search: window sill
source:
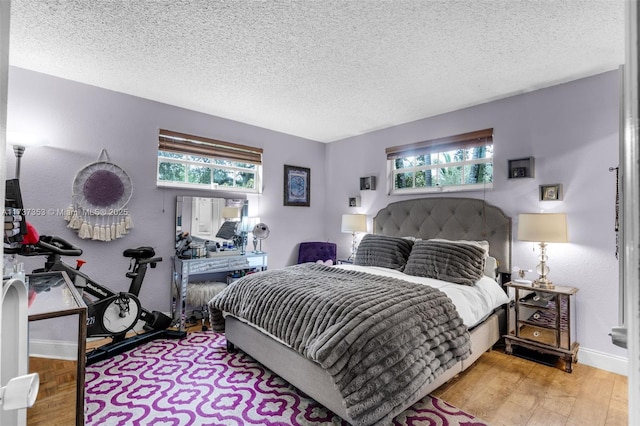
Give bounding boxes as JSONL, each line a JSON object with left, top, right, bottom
{"left": 390, "top": 183, "right": 493, "bottom": 196}
{"left": 156, "top": 181, "right": 261, "bottom": 194}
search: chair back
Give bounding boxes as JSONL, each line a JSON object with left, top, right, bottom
{"left": 297, "top": 242, "right": 337, "bottom": 264}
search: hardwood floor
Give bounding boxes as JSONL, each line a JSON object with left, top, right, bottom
{"left": 431, "top": 347, "right": 628, "bottom": 426}
{"left": 28, "top": 331, "right": 628, "bottom": 425}
{"left": 28, "top": 357, "right": 77, "bottom": 426}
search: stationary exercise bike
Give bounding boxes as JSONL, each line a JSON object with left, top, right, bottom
{"left": 19, "top": 235, "right": 185, "bottom": 365}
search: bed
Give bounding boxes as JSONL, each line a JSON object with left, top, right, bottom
{"left": 209, "top": 197, "right": 511, "bottom": 426}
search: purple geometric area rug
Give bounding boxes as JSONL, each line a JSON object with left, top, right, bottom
{"left": 85, "top": 332, "right": 488, "bottom": 426}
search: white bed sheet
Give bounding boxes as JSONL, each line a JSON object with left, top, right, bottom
{"left": 334, "top": 264, "right": 509, "bottom": 328}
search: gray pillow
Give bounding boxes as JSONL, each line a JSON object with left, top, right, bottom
{"left": 216, "top": 221, "right": 238, "bottom": 240}
{"left": 354, "top": 234, "right": 414, "bottom": 271}
{"left": 404, "top": 240, "right": 486, "bottom": 286}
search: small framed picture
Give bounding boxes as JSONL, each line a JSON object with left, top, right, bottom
{"left": 540, "top": 184, "right": 562, "bottom": 201}
{"left": 284, "top": 165, "right": 310, "bottom": 207}
{"left": 348, "top": 196, "right": 361, "bottom": 207}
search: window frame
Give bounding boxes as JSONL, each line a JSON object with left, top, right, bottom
{"left": 386, "top": 128, "right": 493, "bottom": 195}
{"left": 156, "top": 129, "right": 263, "bottom": 193}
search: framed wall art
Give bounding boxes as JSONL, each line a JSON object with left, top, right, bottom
{"left": 284, "top": 164, "right": 310, "bottom": 207}
{"left": 540, "top": 184, "right": 563, "bottom": 201}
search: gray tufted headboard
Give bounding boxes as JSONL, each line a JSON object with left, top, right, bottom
{"left": 373, "top": 197, "right": 512, "bottom": 273}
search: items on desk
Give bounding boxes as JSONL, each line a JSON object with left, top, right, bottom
{"left": 175, "top": 231, "right": 193, "bottom": 258}
{"left": 176, "top": 230, "right": 240, "bottom": 259}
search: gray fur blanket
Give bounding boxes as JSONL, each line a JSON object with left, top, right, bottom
{"left": 209, "top": 263, "right": 471, "bottom": 426}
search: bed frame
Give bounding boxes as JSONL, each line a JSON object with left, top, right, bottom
{"left": 225, "top": 197, "right": 512, "bottom": 424}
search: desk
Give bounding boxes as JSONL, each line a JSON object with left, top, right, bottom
{"left": 172, "top": 252, "right": 267, "bottom": 331}
{"left": 28, "top": 271, "right": 87, "bottom": 426}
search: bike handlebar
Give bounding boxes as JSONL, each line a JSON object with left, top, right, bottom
{"left": 36, "top": 235, "right": 84, "bottom": 257}
{"left": 19, "top": 235, "right": 162, "bottom": 264}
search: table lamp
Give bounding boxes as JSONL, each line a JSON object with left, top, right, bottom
{"left": 341, "top": 214, "right": 367, "bottom": 261}
{"left": 517, "top": 213, "right": 568, "bottom": 289}
{"left": 222, "top": 206, "right": 241, "bottom": 220}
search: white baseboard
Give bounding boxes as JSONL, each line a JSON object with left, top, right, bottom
{"left": 29, "top": 339, "right": 78, "bottom": 361}
{"left": 579, "top": 346, "right": 628, "bottom": 376}
{"left": 31, "top": 330, "right": 629, "bottom": 377}
{"left": 28, "top": 316, "right": 170, "bottom": 361}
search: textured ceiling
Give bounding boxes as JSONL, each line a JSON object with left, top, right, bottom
{"left": 9, "top": 0, "right": 625, "bottom": 142}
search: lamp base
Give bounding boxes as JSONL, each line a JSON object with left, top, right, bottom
{"left": 349, "top": 232, "right": 358, "bottom": 262}
{"left": 532, "top": 277, "right": 555, "bottom": 289}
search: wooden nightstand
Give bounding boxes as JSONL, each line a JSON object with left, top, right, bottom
{"left": 504, "top": 281, "right": 579, "bottom": 372}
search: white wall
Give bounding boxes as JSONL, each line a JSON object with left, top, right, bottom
{"left": 325, "top": 70, "right": 625, "bottom": 371}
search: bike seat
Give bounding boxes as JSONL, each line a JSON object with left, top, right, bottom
{"left": 123, "top": 246, "right": 155, "bottom": 259}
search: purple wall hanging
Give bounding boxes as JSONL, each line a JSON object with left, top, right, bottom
{"left": 66, "top": 149, "right": 134, "bottom": 241}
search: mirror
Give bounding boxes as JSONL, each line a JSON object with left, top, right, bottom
{"left": 175, "top": 195, "right": 246, "bottom": 243}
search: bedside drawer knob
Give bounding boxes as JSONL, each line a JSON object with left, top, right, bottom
{"left": 533, "top": 331, "right": 541, "bottom": 337}
{"left": 533, "top": 313, "right": 541, "bottom": 320}
{"left": 533, "top": 296, "right": 541, "bottom": 301}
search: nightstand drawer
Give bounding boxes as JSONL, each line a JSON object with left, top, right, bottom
{"left": 518, "top": 324, "right": 557, "bottom": 346}
{"left": 518, "top": 291, "right": 556, "bottom": 309}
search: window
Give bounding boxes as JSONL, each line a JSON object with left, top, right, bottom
{"left": 386, "top": 128, "right": 493, "bottom": 195}
{"left": 157, "top": 129, "right": 263, "bottom": 193}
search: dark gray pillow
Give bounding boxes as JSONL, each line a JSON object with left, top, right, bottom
{"left": 216, "top": 221, "right": 238, "bottom": 240}
{"left": 354, "top": 234, "right": 414, "bottom": 271}
{"left": 404, "top": 240, "right": 486, "bottom": 286}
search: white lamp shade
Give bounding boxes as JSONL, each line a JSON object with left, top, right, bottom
{"left": 518, "top": 213, "right": 568, "bottom": 243}
{"left": 341, "top": 214, "right": 367, "bottom": 233}
{"left": 222, "top": 206, "right": 241, "bottom": 219}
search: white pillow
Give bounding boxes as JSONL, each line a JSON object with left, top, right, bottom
{"left": 484, "top": 256, "right": 498, "bottom": 279}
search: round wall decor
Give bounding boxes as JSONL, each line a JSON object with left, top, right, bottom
{"left": 65, "top": 149, "right": 134, "bottom": 241}
{"left": 73, "top": 161, "right": 132, "bottom": 212}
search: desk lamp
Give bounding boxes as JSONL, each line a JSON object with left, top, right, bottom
{"left": 222, "top": 207, "right": 241, "bottom": 221}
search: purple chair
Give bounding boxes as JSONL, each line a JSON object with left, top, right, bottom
{"left": 297, "top": 242, "right": 337, "bottom": 264}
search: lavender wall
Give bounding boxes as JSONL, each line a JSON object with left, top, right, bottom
{"left": 6, "top": 67, "right": 327, "bottom": 320}
{"left": 326, "top": 70, "right": 625, "bottom": 369}
{"left": 8, "top": 66, "right": 625, "bottom": 370}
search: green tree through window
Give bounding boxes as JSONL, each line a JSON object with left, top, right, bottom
{"left": 387, "top": 129, "right": 493, "bottom": 194}
{"left": 157, "top": 129, "right": 262, "bottom": 193}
